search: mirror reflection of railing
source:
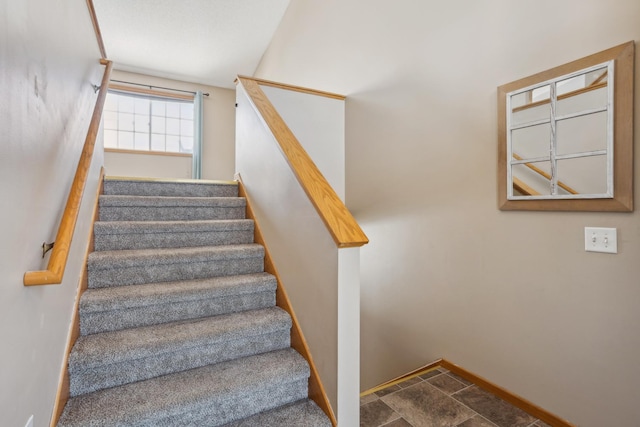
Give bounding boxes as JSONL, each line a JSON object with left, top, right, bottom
{"left": 497, "top": 41, "right": 634, "bottom": 212}
{"left": 507, "top": 61, "right": 613, "bottom": 199}
{"left": 512, "top": 153, "right": 577, "bottom": 196}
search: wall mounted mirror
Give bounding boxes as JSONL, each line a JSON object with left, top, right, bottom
{"left": 498, "top": 41, "right": 634, "bottom": 211}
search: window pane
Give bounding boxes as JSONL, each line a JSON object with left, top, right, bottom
{"left": 151, "top": 133, "right": 165, "bottom": 151}
{"left": 104, "top": 94, "right": 118, "bottom": 112}
{"left": 152, "top": 100, "right": 166, "bottom": 116}
{"left": 103, "top": 111, "right": 118, "bottom": 130}
{"left": 181, "top": 137, "right": 194, "bottom": 153}
{"left": 119, "top": 112, "right": 134, "bottom": 132}
{"left": 104, "top": 91, "right": 196, "bottom": 155}
{"left": 118, "top": 131, "right": 134, "bottom": 149}
{"left": 181, "top": 119, "right": 194, "bottom": 137}
{"left": 166, "top": 118, "right": 180, "bottom": 135}
{"left": 151, "top": 116, "right": 166, "bottom": 134}
{"left": 166, "top": 135, "right": 180, "bottom": 152}
{"left": 134, "top": 132, "right": 149, "bottom": 150}
{"left": 180, "top": 103, "right": 194, "bottom": 119}
{"left": 134, "top": 97, "right": 150, "bottom": 114}
{"left": 166, "top": 102, "right": 180, "bottom": 118}
{"left": 134, "top": 114, "right": 149, "bottom": 133}
{"left": 104, "top": 130, "right": 118, "bottom": 148}
{"left": 118, "top": 95, "right": 134, "bottom": 113}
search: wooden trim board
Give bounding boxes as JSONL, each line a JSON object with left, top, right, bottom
{"left": 86, "top": 0, "right": 107, "bottom": 59}
{"left": 439, "top": 360, "right": 576, "bottom": 427}
{"left": 237, "top": 179, "right": 337, "bottom": 426}
{"left": 49, "top": 168, "right": 104, "bottom": 427}
{"left": 236, "top": 75, "right": 345, "bottom": 100}
{"left": 108, "top": 83, "right": 194, "bottom": 101}
{"left": 105, "top": 147, "right": 193, "bottom": 158}
{"left": 360, "top": 360, "right": 443, "bottom": 396}
{"left": 360, "top": 358, "right": 575, "bottom": 427}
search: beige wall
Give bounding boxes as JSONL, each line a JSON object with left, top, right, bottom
{"left": 254, "top": 1, "right": 640, "bottom": 426}
{"left": 107, "top": 70, "right": 236, "bottom": 181}
{"left": 0, "top": 1, "right": 104, "bottom": 426}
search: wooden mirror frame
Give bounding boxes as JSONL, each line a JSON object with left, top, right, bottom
{"left": 498, "top": 41, "right": 634, "bottom": 211}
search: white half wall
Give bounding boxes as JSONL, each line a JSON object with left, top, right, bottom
{"left": 236, "top": 83, "right": 341, "bottom": 413}
{"left": 104, "top": 151, "right": 192, "bottom": 179}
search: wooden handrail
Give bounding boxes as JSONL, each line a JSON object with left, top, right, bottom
{"left": 236, "top": 75, "right": 346, "bottom": 100}
{"left": 86, "top": 0, "right": 107, "bottom": 59}
{"left": 236, "top": 76, "right": 368, "bottom": 248}
{"left": 513, "top": 177, "right": 540, "bottom": 196}
{"left": 512, "top": 153, "right": 578, "bottom": 195}
{"left": 24, "top": 59, "right": 113, "bottom": 286}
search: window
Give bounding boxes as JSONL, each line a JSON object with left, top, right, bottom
{"left": 103, "top": 90, "right": 194, "bottom": 154}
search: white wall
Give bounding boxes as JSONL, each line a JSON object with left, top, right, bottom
{"left": 106, "top": 70, "right": 237, "bottom": 180}
{"left": 236, "top": 83, "right": 341, "bottom": 413}
{"left": 254, "top": 1, "right": 640, "bottom": 426}
{"left": 261, "top": 85, "right": 346, "bottom": 199}
{"left": 0, "top": 1, "right": 104, "bottom": 426}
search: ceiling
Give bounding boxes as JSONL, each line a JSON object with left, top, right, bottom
{"left": 93, "top": 0, "right": 291, "bottom": 89}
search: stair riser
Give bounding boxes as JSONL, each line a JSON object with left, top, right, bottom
{"left": 94, "top": 230, "right": 254, "bottom": 251}
{"left": 155, "top": 379, "right": 310, "bottom": 427}
{"left": 69, "top": 331, "right": 291, "bottom": 396}
{"left": 104, "top": 181, "right": 238, "bottom": 198}
{"left": 99, "top": 206, "right": 246, "bottom": 222}
{"left": 88, "top": 258, "right": 265, "bottom": 288}
{"left": 58, "top": 349, "right": 311, "bottom": 427}
{"left": 80, "top": 291, "right": 276, "bottom": 335}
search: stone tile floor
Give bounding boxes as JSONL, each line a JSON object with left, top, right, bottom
{"left": 360, "top": 368, "right": 552, "bottom": 427}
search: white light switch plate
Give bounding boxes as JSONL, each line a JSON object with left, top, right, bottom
{"left": 585, "top": 227, "right": 617, "bottom": 254}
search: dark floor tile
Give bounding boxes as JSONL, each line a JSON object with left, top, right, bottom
{"left": 361, "top": 393, "right": 379, "bottom": 405}
{"left": 375, "top": 384, "right": 403, "bottom": 398}
{"left": 428, "top": 374, "right": 468, "bottom": 395}
{"left": 360, "top": 400, "right": 401, "bottom": 427}
{"left": 452, "top": 386, "right": 536, "bottom": 427}
{"left": 398, "top": 376, "right": 423, "bottom": 388}
{"left": 381, "top": 418, "right": 413, "bottom": 427}
{"left": 457, "top": 414, "right": 499, "bottom": 427}
{"left": 419, "top": 368, "right": 444, "bottom": 380}
{"left": 381, "top": 382, "right": 476, "bottom": 427}
{"left": 446, "top": 372, "right": 474, "bottom": 387}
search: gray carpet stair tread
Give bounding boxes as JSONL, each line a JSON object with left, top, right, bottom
{"left": 58, "top": 348, "right": 310, "bottom": 427}
{"left": 80, "top": 272, "right": 277, "bottom": 313}
{"left": 93, "top": 219, "right": 255, "bottom": 250}
{"left": 104, "top": 178, "right": 238, "bottom": 197}
{"left": 100, "top": 195, "right": 246, "bottom": 207}
{"left": 70, "top": 307, "right": 291, "bottom": 369}
{"left": 88, "top": 244, "right": 264, "bottom": 270}
{"left": 222, "top": 399, "right": 331, "bottom": 427}
{"left": 69, "top": 308, "right": 292, "bottom": 396}
{"left": 94, "top": 219, "right": 254, "bottom": 235}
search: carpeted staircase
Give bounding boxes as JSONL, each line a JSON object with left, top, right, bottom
{"left": 57, "top": 177, "right": 332, "bottom": 427}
